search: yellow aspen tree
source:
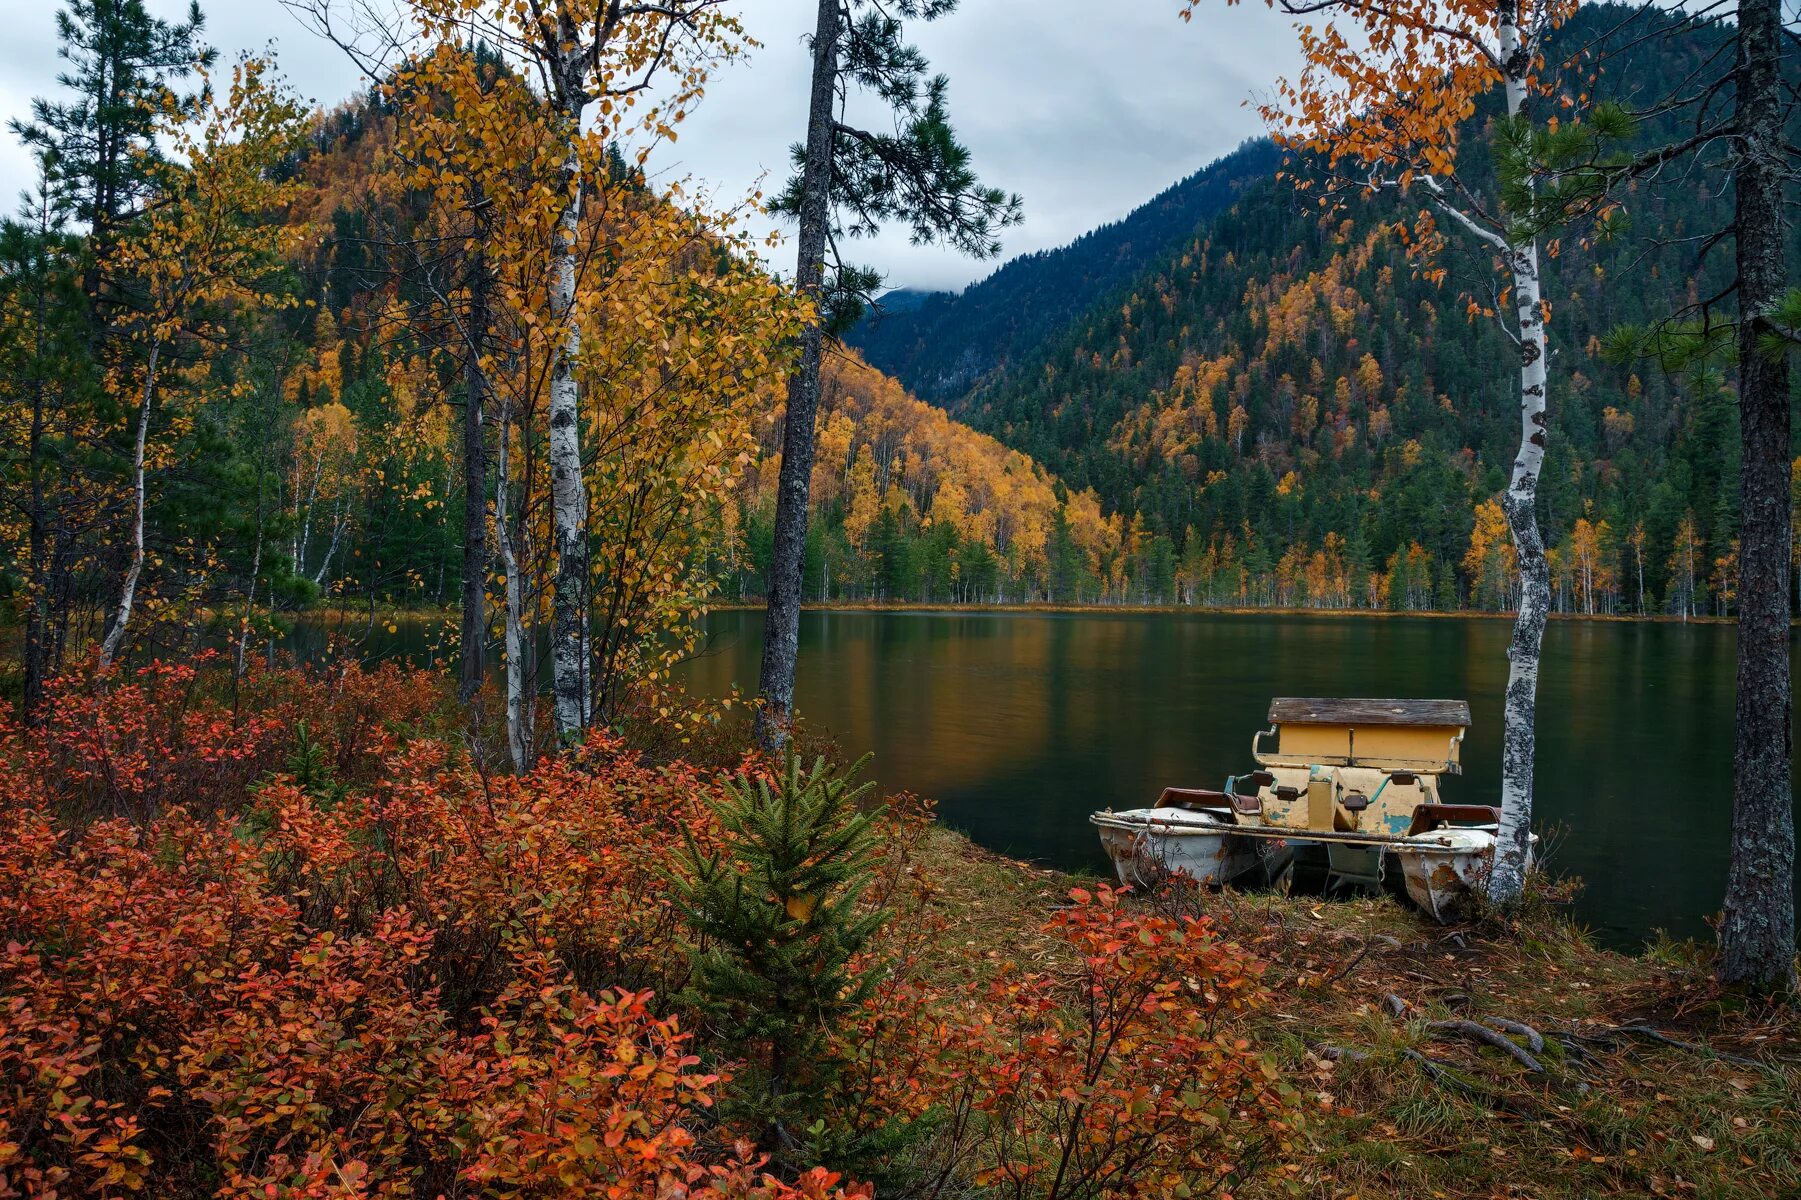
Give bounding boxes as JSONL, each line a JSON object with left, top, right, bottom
{"left": 98, "top": 58, "right": 304, "bottom": 669}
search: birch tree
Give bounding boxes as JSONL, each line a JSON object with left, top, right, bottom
{"left": 295, "top": 0, "right": 751, "bottom": 752}
{"left": 756, "top": 0, "right": 1021, "bottom": 749}
{"left": 473, "top": 0, "right": 742, "bottom": 744}
{"left": 97, "top": 58, "right": 303, "bottom": 669}
{"left": 1187, "top": 0, "right": 1579, "bottom": 901}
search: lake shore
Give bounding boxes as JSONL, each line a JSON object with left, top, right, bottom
{"left": 706, "top": 599, "right": 1741, "bottom": 624}
{"left": 918, "top": 823, "right": 1800, "bottom": 1198}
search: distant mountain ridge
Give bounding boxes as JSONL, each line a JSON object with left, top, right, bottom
{"left": 846, "top": 138, "right": 1281, "bottom": 404}
{"left": 841, "top": 4, "right": 1787, "bottom": 616}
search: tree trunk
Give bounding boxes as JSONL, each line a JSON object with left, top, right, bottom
{"left": 23, "top": 241, "right": 51, "bottom": 720}
{"left": 1719, "top": 0, "right": 1797, "bottom": 992}
{"left": 459, "top": 239, "right": 490, "bottom": 704}
{"left": 756, "top": 0, "right": 843, "bottom": 751}
{"left": 99, "top": 341, "right": 160, "bottom": 671}
{"left": 548, "top": 140, "right": 591, "bottom": 743}
{"left": 495, "top": 400, "right": 530, "bottom": 773}
{"left": 237, "top": 474, "right": 265, "bottom": 679}
{"left": 1492, "top": 236, "right": 1550, "bottom": 903}
{"left": 1489, "top": 1, "right": 1548, "bottom": 904}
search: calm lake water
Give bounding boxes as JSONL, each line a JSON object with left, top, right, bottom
{"left": 671, "top": 608, "right": 1801, "bottom": 950}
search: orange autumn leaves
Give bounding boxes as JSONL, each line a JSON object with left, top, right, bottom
{"left": 0, "top": 657, "right": 856, "bottom": 1199}
{"left": 0, "top": 657, "right": 1298, "bottom": 1197}
{"left": 1191, "top": 0, "right": 1578, "bottom": 187}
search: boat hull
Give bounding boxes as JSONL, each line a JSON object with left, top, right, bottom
{"left": 1393, "top": 827, "right": 1535, "bottom": 921}
{"left": 1091, "top": 808, "right": 1291, "bottom": 889}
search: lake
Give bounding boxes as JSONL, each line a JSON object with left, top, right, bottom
{"left": 672, "top": 608, "right": 1801, "bottom": 950}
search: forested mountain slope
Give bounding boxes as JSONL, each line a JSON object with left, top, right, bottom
{"left": 925, "top": 3, "right": 1778, "bottom": 614}
{"left": 844, "top": 139, "right": 1280, "bottom": 404}
{"left": 722, "top": 349, "right": 1124, "bottom": 604}
{"left": 214, "top": 94, "right": 1113, "bottom": 611}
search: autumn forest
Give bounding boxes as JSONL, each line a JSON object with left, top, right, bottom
{"left": 1, "top": 0, "right": 1798, "bottom": 1196}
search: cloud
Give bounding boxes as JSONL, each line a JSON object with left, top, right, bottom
{"left": 0, "top": 0, "right": 1302, "bottom": 292}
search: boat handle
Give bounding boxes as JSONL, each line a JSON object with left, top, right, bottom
{"left": 1251, "top": 724, "right": 1277, "bottom": 764}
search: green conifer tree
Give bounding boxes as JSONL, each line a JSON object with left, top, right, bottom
{"left": 676, "top": 752, "right": 887, "bottom": 1156}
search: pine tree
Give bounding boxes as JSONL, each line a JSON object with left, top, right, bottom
{"left": 10, "top": 0, "right": 213, "bottom": 310}
{"left": 756, "top": 0, "right": 1020, "bottom": 748}
{"left": 676, "top": 752, "right": 887, "bottom": 1155}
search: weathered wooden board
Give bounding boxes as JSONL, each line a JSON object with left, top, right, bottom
{"left": 1268, "top": 698, "right": 1471, "bottom": 728}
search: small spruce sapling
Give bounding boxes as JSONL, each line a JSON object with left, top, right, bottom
{"left": 676, "top": 752, "right": 886, "bottom": 1156}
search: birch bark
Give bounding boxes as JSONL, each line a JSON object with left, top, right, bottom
{"left": 99, "top": 341, "right": 161, "bottom": 671}
{"left": 1488, "top": 0, "right": 1550, "bottom": 903}
{"left": 460, "top": 234, "right": 490, "bottom": 703}
{"left": 495, "top": 399, "right": 530, "bottom": 772}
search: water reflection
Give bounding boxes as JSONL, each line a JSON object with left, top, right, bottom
{"left": 675, "top": 609, "right": 1798, "bottom": 950}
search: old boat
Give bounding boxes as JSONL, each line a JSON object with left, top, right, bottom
{"left": 1091, "top": 698, "right": 1522, "bottom": 920}
{"left": 1090, "top": 785, "right": 1291, "bottom": 889}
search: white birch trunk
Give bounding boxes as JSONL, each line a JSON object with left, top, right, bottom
{"left": 547, "top": 142, "right": 591, "bottom": 742}
{"left": 237, "top": 484, "right": 264, "bottom": 679}
{"left": 99, "top": 342, "right": 161, "bottom": 671}
{"left": 1488, "top": 1, "right": 1549, "bottom": 903}
{"left": 312, "top": 495, "right": 349, "bottom": 587}
{"left": 495, "top": 402, "right": 530, "bottom": 772}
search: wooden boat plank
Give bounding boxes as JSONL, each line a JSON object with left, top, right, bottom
{"left": 1268, "top": 697, "right": 1471, "bottom": 727}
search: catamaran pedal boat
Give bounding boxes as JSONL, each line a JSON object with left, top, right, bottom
{"left": 1091, "top": 698, "right": 1524, "bottom": 921}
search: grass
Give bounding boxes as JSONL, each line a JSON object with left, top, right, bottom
{"left": 909, "top": 828, "right": 1801, "bottom": 1199}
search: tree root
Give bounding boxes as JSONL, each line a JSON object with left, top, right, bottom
{"left": 1571, "top": 1024, "right": 1764, "bottom": 1069}
{"left": 1486, "top": 1016, "right": 1546, "bottom": 1055}
{"left": 1427, "top": 1019, "right": 1546, "bottom": 1072}
{"left": 1402, "top": 1049, "right": 1534, "bottom": 1113}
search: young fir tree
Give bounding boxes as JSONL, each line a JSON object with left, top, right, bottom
{"left": 676, "top": 752, "right": 886, "bottom": 1156}
{"left": 756, "top": 0, "right": 1021, "bottom": 748}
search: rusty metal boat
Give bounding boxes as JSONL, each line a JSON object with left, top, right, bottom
{"left": 1091, "top": 698, "right": 1523, "bottom": 921}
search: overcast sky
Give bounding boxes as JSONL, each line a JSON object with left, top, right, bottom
{"left": 0, "top": 0, "right": 1302, "bottom": 292}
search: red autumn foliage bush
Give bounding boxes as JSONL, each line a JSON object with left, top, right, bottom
{"left": 963, "top": 886, "right": 1295, "bottom": 1198}
{"left": 0, "top": 659, "right": 1288, "bottom": 1199}
{"left": 824, "top": 887, "right": 1296, "bottom": 1199}
{"left": 0, "top": 659, "right": 857, "bottom": 1200}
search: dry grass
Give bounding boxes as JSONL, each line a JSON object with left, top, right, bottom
{"left": 912, "top": 830, "right": 1801, "bottom": 1199}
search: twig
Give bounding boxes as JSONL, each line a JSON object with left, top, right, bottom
{"left": 1325, "top": 934, "right": 1402, "bottom": 984}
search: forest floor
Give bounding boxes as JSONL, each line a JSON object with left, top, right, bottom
{"left": 910, "top": 825, "right": 1801, "bottom": 1200}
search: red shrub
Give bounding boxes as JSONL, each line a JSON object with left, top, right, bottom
{"left": 828, "top": 887, "right": 1298, "bottom": 1200}
{"left": 0, "top": 660, "right": 859, "bottom": 1199}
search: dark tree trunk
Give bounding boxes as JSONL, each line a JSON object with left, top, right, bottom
{"left": 22, "top": 267, "right": 50, "bottom": 722}
{"left": 1720, "top": 0, "right": 1798, "bottom": 992}
{"left": 756, "top": 0, "right": 843, "bottom": 751}
{"left": 459, "top": 238, "right": 490, "bottom": 704}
